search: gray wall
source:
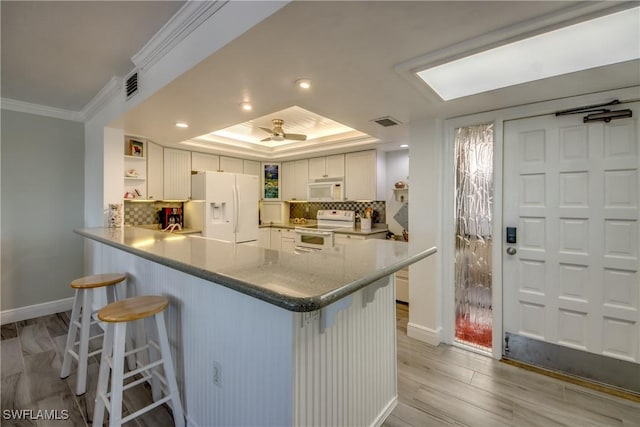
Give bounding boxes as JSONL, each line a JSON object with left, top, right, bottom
{"left": 1, "top": 109, "right": 84, "bottom": 311}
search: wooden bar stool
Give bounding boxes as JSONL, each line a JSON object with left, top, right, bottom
{"left": 93, "top": 295, "right": 185, "bottom": 427}
{"left": 60, "top": 273, "right": 127, "bottom": 395}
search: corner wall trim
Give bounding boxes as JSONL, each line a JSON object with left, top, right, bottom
{"left": 0, "top": 98, "right": 82, "bottom": 122}
{"left": 1, "top": 297, "right": 75, "bottom": 324}
{"left": 407, "top": 322, "right": 442, "bottom": 346}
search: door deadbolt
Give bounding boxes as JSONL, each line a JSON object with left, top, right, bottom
{"left": 506, "top": 247, "right": 517, "bottom": 255}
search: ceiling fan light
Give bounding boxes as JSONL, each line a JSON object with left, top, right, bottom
{"left": 295, "top": 79, "right": 312, "bottom": 90}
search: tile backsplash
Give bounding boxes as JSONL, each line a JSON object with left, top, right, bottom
{"left": 124, "top": 201, "right": 183, "bottom": 226}
{"left": 290, "top": 201, "right": 386, "bottom": 223}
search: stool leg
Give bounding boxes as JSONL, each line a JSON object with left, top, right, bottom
{"left": 105, "top": 286, "right": 136, "bottom": 371}
{"left": 60, "top": 289, "right": 82, "bottom": 379}
{"left": 108, "top": 322, "right": 127, "bottom": 427}
{"left": 76, "top": 288, "right": 92, "bottom": 395}
{"left": 144, "top": 316, "right": 161, "bottom": 402}
{"left": 93, "top": 321, "right": 114, "bottom": 427}
{"left": 155, "top": 312, "right": 185, "bottom": 427}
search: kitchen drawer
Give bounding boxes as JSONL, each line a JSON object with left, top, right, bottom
{"left": 335, "top": 234, "right": 366, "bottom": 244}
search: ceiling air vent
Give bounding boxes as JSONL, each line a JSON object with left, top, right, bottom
{"left": 125, "top": 71, "right": 139, "bottom": 99}
{"left": 372, "top": 116, "right": 401, "bottom": 127}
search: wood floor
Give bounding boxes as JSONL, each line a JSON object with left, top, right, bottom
{"left": 1, "top": 304, "right": 639, "bottom": 426}
{"left": 384, "top": 303, "right": 640, "bottom": 427}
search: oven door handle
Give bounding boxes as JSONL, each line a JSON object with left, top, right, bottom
{"left": 294, "top": 229, "right": 332, "bottom": 236}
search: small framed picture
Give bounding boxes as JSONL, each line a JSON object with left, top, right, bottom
{"left": 129, "top": 139, "right": 144, "bottom": 157}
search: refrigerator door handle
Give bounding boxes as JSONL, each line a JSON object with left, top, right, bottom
{"left": 233, "top": 184, "right": 239, "bottom": 234}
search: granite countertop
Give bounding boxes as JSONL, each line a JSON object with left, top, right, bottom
{"left": 75, "top": 227, "right": 436, "bottom": 312}
{"left": 260, "top": 221, "right": 389, "bottom": 236}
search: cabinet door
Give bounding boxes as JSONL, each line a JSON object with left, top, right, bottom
{"left": 281, "top": 237, "right": 295, "bottom": 253}
{"left": 191, "top": 152, "right": 219, "bottom": 172}
{"left": 325, "top": 154, "right": 345, "bottom": 178}
{"left": 270, "top": 228, "right": 283, "bottom": 251}
{"left": 164, "top": 149, "right": 191, "bottom": 200}
{"left": 308, "top": 157, "right": 326, "bottom": 180}
{"left": 243, "top": 160, "right": 260, "bottom": 176}
{"left": 219, "top": 156, "right": 243, "bottom": 174}
{"left": 281, "top": 161, "right": 295, "bottom": 201}
{"left": 258, "top": 228, "right": 271, "bottom": 249}
{"left": 147, "top": 142, "right": 163, "bottom": 200}
{"left": 292, "top": 159, "right": 308, "bottom": 200}
{"left": 345, "top": 150, "right": 376, "bottom": 200}
{"left": 282, "top": 160, "right": 308, "bottom": 200}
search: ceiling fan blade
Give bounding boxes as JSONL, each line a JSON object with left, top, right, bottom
{"left": 260, "top": 136, "right": 273, "bottom": 142}
{"left": 258, "top": 126, "right": 273, "bottom": 134}
{"left": 283, "top": 133, "right": 307, "bottom": 141}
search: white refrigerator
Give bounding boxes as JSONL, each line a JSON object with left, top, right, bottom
{"left": 186, "top": 171, "right": 259, "bottom": 243}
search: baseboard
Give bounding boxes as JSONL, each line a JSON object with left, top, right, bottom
{"left": 372, "top": 396, "right": 398, "bottom": 427}
{"left": 0, "top": 297, "right": 74, "bottom": 324}
{"left": 407, "top": 322, "right": 442, "bottom": 346}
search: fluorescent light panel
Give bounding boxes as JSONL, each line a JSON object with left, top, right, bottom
{"left": 417, "top": 7, "right": 640, "bottom": 100}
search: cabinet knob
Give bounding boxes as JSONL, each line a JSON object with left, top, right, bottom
{"left": 347, "top": 235, "right": 351, "bottom": 238}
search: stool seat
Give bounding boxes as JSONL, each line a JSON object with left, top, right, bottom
{"left": 71, "top": 273, "right": 126, "bottom": 289}
{"left": 61, "top": 272, "right": 129, "bottom": 396}
{"left": 98, "top": 296, "right": 169, "bottom": 323}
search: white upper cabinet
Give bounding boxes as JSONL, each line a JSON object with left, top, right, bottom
{"left": 164, "top": 148, "right": 191, "bottom": 200}
{"left": 308, "top": 154, "right": 344, "bottom": 180}
{"left": 219, "top": 156, "right": 244, "bottom": 174}
{"left": 243, "top": 160, "right": 260, "bottom": 176}
{"left": 345, "top": 150, "right": 376, "bottom": 200}
{"left": 191, "top": 152, "right": 219, "bottom": 173}
{"left": 282, "top": 159, "right": 309, "bottom": 201}
{"left": 147, "top": 141, "right": 163, "bottom": 200}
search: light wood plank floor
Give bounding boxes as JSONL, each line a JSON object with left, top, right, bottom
{"left": 1, "top": 305, "right": 639, "bottom": 426}
{"left": 385, "top": 303, "right": 640, "bottom": 427}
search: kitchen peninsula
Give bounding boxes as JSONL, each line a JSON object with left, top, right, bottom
{"left": 76, "top": 227, "right": 436, "bottom": 427}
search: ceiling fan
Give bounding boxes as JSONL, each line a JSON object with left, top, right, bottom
{"left": 259, "top": 119, "right": 307, "bottom": 142}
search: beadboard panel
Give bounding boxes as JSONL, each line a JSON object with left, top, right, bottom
{"left": 294, "top": 276, "right": 398, "bottom": 426}
{"left": 94, "top": 243, "right": 295, "bottom": 427}
{"left": 87, "top": 240, "right": 398, "bottom": 426}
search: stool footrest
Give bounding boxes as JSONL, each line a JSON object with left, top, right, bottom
{"left": 121, "top": 396, "right": 172, "bottom": 424}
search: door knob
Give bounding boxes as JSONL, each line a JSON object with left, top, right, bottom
{"left": 506, "top": 247, "right": 517, "bottom": 255}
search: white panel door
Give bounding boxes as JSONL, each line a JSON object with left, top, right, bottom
{"left": 503, "top": 104, "right": 639, "bottom": 363}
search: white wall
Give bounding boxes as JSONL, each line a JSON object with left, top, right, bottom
{"left": 1, "top": 109, "right": 84, "bottom": 311}
{"left": 407, "top": 118, "right": 443, "bottom": 345}
{"left": 385, "top": 150, "right": 409, "bottom": 235}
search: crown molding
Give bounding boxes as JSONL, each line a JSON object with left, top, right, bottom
{"left": 0, "top": 98, "right": 83, "bottom": 122}
{"left": 131, "top": 0, "right": 228, "bottom": 72}
{"left": 81, "top": 76, "right": 123, "bottom": 122}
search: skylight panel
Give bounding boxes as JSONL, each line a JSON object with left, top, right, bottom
{"left": 416, "top": 7, "right": 640, "bottom": 101}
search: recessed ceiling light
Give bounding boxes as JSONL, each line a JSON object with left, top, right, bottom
{"left": 175, "top": 122, "right": 189, "bottom": 128}
{"left": 400, "top": 144, "right": 409, "bottom": 148}
{"left": 416, "top": 7, "right": 640, "bottom": 100}
{"left": 295, "top": 79, "right": 312, "bottom": 90}
{"left": 241, "top": 102, "right": 253, "bottom": 111}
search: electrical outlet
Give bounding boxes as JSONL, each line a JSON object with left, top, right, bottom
{"left": 212, "top": 361, "right": 222, "bottom": 387}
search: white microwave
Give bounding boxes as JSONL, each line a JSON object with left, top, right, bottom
{"left": 307, "top": 181, "right": 343, "bottom": 201}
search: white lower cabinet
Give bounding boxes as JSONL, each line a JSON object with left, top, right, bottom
{"left": 269, "top": 227, "right": 295, "bottom": 253}
{"left": 259, "top": 228, "right": 271, "bottom": 249}
{"left": 395, "top": 267, "right": 409, "bottom": 303}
